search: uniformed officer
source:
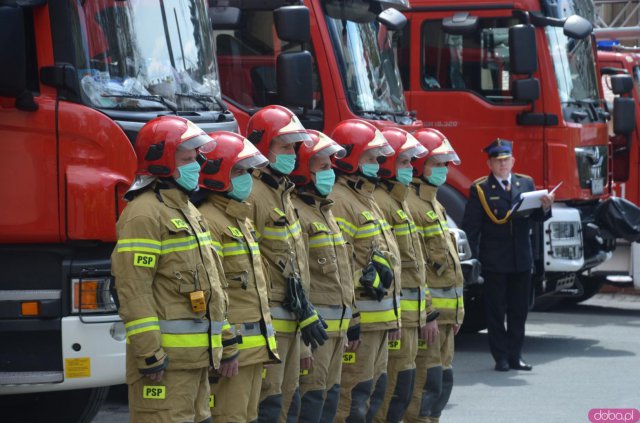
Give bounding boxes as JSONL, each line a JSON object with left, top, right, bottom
{"left": 405, "top": 128, "right": 464, "bottom": 423}
{"left": 112, "top": 116, "right": 238, "bottom": 423}
{"left": 289, "top": 130, "right": 354, "bottom": 423}
{"left": 373, "top": 128, "right": 439, "bottom": 423}
{"left": 462, "top": 138, "right": 554, "bottom": 372}
{"left": 195, "top": 131, "right": 280, "bottom": 422}
{"left": 246, "top": 106, "right": 328, "bottom": 423}
{"left": 329, "top": 119, "right": 402, "bottom": 423}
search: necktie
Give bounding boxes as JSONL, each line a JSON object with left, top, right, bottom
{"left": 502, "top": 179, "right": 510, "bottom": 191}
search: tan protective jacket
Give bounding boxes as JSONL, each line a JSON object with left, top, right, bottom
{"left": 329, "top": 175, "right": 401, "bottom": 332}
{"left": 406, "top": 181, "right": 464, "bottom": 324}
{"left": 248, "top": 168, "right": 309, "bottom": 334}
{"left": 374, "top": 180, "right": 431, "bottom": 328}
{"left": 199, "top": 194, "right": 279, "bottom": 366}
{"left": 292, "top": 189, "right": 354, "bottom": 337}
{"left": 111, "top": 186, "right": 236, "bottom": 383}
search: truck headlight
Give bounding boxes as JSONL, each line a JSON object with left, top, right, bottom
{"left": 71, "top": 277, "right": 118, "bottom": 314}
{"left": 548, "top": 222, "right": 583, "bottom": 260}
{"left": 449, "top": 227, "right": 472, "bottom": 261}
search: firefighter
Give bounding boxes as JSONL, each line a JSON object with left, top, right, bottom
{"left": 373, "top": 128, "right": 439, "bottom": 423}
{"left": 289, "top": 130, "right": 354, "bottom": 423}
{"left": 194, "top": 131, "right": 280, "bottom": 422}
{"left": 246, "top": 106, "right": 329, "bottom": 423}
{"left": 111, "top": 116, "right": 238, "bottom": 423}
{"left": 328, "top": 119, "right": 402, "bottom": 423}
{"left": 404, "top": 128, "right": 464, "bottom": 423}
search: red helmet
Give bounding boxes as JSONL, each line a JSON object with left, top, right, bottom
{"left": 290, "top": 130, "right": 346, "bottom": 186}
{"left": 135, "top": 116, "right": 215, "bottom": 177}
{"left": 411, "top": 128, "right": 461, "bottom": 177}
{"left": 378, "top": 127, "right": 428, "bottom": 179}
{"left": 199, "top": 131, "right": 268, "bottom": 192}
{"left": 331, "top": 119, "right": 394, "bottom": 174}
{"left": 246, "top": 105, "right": 312, "bottom": 156}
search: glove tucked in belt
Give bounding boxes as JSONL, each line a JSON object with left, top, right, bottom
{"left": 283, "top": 276, "right": 328, "bottom": 348}
{"left": 371, "top": 249, "right": 393, "bottom": 289}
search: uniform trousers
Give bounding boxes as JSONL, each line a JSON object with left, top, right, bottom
{"left": 298, "top": 335, "right": 346, "bottom": 423}
{"left": 335, "top": 330, "right": 388, "bottom": 423}
{"left": 374, "top": 327, "right": 418, "bottom": 423}
{"left": 211, "top": 362, "right": 263, "bottom": 422}
{"left": 259, "top": 331, "right": 300, "bottom": 423}
{"left": 483, "top": 270, "right": 531, "bottom": 363}
{"left": 128, "top": 367, "right": 211, "bottom": 423}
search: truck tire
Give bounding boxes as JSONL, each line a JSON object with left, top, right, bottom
{"left": 0, "top": 386, "right": 110, "bottom": 423}
{"left": 564, "top": 275, "right": 606, "bottom": 305}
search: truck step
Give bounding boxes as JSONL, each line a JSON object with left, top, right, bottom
{"left": 0, "top": 371, "right": 63, "bottom": 385}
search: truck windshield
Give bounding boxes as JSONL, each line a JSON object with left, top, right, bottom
{"left": 544, "top": 1, "right": 600, "bottom": 106}
{"left": 324, "top": 15, "right": 408, "bottom": 117}
{"left": 74, "top": 0, "right": 222, "bottom": 112}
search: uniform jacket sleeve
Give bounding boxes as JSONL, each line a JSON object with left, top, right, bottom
{"left": 112, "top": 214, "right": 167, "bottom": 373}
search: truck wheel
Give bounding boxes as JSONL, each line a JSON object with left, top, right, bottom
{"left": 564, "top": 275, "right": 606, "bottom": 305}
{"left": 0, "top": 387, "right": 110, "bottom": 423}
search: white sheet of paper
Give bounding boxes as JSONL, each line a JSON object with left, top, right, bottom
{"left": 514, "top": 189, "right": 549, "bottom": 212}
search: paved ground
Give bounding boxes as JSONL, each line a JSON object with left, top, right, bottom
{"left": 94, "top": 293, "right": 640, "bottom": 423}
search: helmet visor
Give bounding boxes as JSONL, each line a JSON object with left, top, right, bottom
{"left": 236, "top": 139, "right": 269, "bottom": 169}
{"left": 273, "top": 131, "right": 314, "bottom": 146}
{"left": 314, "top": 143, "right": 347, "bottom": 159}
{"left": 429, "top": 139, "right": 461, "bottom": 165}
{"left": 179, "top": 134, "right": 217, "bottom": 153}
{"left": 366, "top": 130, "right": 395, "bottom": 157}
{"left": 399, "top": 145, "right": 428, "bottom": 160}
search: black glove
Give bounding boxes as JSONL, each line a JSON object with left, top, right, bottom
{"left": 346, "top": 323, "right": 361, "bottom": 342}
{"left": 359, "top": 263, "right": 386, "bottom": 301}
{"left": 283, "top": 276, "right": 328, "bottom": 348}
{"left": 371, "top": 250, "right": 394, "bottom": 289}
{"left": 299, "top": 308, "right": 329, "bottom": 349}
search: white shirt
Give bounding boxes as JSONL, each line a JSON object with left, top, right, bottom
{"left": 493, "top": 173, "right": 512, "bottom": 190}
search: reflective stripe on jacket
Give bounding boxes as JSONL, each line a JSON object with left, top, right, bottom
{"left": 329, "top": 175, "right": 401, "bottom": 332}
{"left": 406, "top": 180, "right": 464, "bottom": 324}
{"left": 374, "top": 180, "right": 429, "bottom": 328}
{"left": 199, "top": 193, "right": 279, "bottom": 366}
{"left": 111, "top": 186, "right": 234, "bottom": 382}
{"left": 292, "top": 189, "right": 355, "bottom": 337}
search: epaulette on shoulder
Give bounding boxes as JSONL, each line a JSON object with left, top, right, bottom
{"left": 514, "top": 173, "right": 533, "bottom": 181}
{"left": 472, "top": 176, "right": 488, "bottom": 185}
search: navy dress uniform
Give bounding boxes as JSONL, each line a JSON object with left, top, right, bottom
{"left": 461, "top": 139, "right": 550, "bottom": 371}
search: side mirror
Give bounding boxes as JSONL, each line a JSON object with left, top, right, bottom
{"left": 274, "top": 6, "right": 310, "bottom": 43}
{"left": 563, "top": 15, "right": 592, "bottom": 40}
{"left": 209, "top": 6, "right": 241, "bottom": 30}
{"left": 377, "top": 8, "right": 407, "bottom": 31}
{"left": 509, "top": 25, "right": 537, "bottom": 75}
{"left": 613, "top": 97, "right": 636, "bottom": 135}
{"left": 0, "top": 6, "right": 26, "bottom": 98}
{"left": 611, "top": 74, "right": 634, "bottom": 95}
{"left": 513, "top": 78, "right": 540, "bottom": 102}
{"left": 442, "top": 12, "right": 478, "bottom": 36}
{"left": 277, "top": 51, "right": 313, "bottom": 108}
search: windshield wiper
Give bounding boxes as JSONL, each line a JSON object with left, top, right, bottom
{"left": 176, "top": 92, "right": 228, "bottom": 112}
{"left": 102, "top": 93, "right": 178, "bottom": 113}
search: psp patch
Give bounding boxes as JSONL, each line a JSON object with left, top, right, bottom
{"left": 171, "top": 218, "right": 189, "bottom": 230}
{"left": 343, "top": 352, "right": 356, "bottom": 364}
{"left": 143, "top": 385, "right": 166, "bottom": 399}
{"left": 388, "top": 340, "right": 401, "bottom": 350}
{"left": 134, "top": 253, "right": 156, "bottom": 268}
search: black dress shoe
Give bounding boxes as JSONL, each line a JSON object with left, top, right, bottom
{"left": 494, "top": 359, "right": 510, "bottom": 372}
{"left": 509, "top": 359, "right": 533, "bottom": 371}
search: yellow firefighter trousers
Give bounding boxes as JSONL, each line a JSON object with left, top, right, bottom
{"left": 128, "top": 367, "right": 210, "bottom": 423}
{"left": 405, "top": 324, "right": 455, "bottom": 423}
{"left": 211, "top": 362, "right": 263, "bottom": 422}
{"left": 298, "top": 336, "right": 346, "bottom": 423}
{"left": 335, "top": 330, "right": 388, "bottom": 423}
{"left": 259, "top": 331, "right": 300, "bottom": 423}
{"left": 375, "top": 327, "right": 418, "bottom": 423}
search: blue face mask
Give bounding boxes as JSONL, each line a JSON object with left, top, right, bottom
{"left": 313, "top": 169, "right": 336, "bottom": 196}
{"left": 427, "top": 166, "right": 448, "bottom": 186}
{"left": 175, "top": 161, "right": 201, "bottom": 191}
{"left": 396, "top": 167, "right": 414, "bottom": 186}
{"left": 360, "top": 163, "right": 380, "bottom": 178}
{"left": 271, "top": 154, "right": 296, "bottom": 175}
{"left": 228, "top": 173, "right": 253, "bottom": 201}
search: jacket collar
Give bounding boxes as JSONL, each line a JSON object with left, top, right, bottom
{"left": 380, "top": 179, "right": 409, "bottom": 202}
{"left": 339, "top": 174, "right": 377, "bottom": 197}
{"left": 295, "top": 187, "right": 334, "bottom": 210}
{"left": 412, "top": 178, "right": 437, "bottom": 201}
{"left": 208, "top": 193, "right": 251, "bottom": 221}
{"left": 156, "top": 184, "right": 190, "bottom": 210}
{"left": 253, "top": 167, "right": 294, "bottom": 193}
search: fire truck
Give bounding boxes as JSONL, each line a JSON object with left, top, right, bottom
{"left": 0, "top": 1, "right": 236, "bottom": 421}
{"left": 594, "top": 46, "right": 640, "bottom": 292}
{"left": 397, "top": 0, "right": 637, "bottom": 318}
